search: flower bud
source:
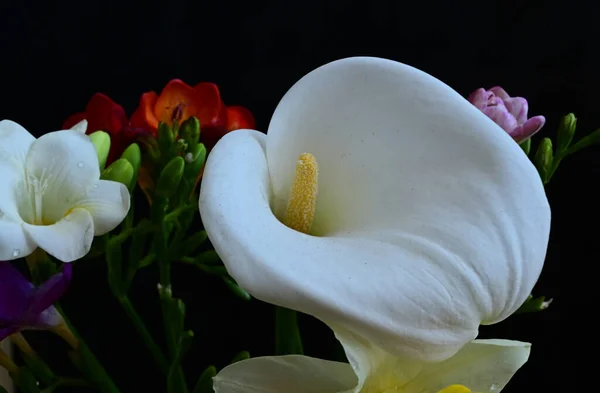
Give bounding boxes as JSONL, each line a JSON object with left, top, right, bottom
{"left": 89, "top": 131, "right": 111, "bottom": 170}
{"left": 101, "top": 158, "right": 134, "bottom": 188}
{"left": 184, "top": 143, "right": 207, "bottom": 181}
{"left": 468, "top": 86, "right": 545, "bottom": 143}
{"left": 556, "top": 113, "right": 577, "bottom": 152}
{"left": 156, "top": 156, "right": 185, "bottom": 197}
{"left": 120, "top": 143, "right": 141, "bottom": 191}
{"left": 179, "top": 116, "right": 201, "bottom": 152}
{"left": 157, "top": 122, "right": 175, "bottom": 154}
{"left": 533, "top": 137, "right": 553, "bottom": 183}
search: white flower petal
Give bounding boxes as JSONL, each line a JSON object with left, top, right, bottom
{"left": 23, "top": 208, "right": 94, "bottom": 262}
{"left": 200, "top": 57, "right": 551, "bottom": 361}
{"left": 332, "top": 327, "right": 424, "bottom": 392}
{"left": 0, "top": 120, "right": 35, "bottom": 187}
{"left": 0, "top": 220, "right": 36, "bottom": 260}
{"left": 213, "top": 355, "right": 357, "bottom": 393}
{"left": 404, "top": 339, "right": 531, "bottom": 393}
{"left": 25, "top": 130, "right": 101, "bottom": 224}
{"left": 70, "top": 119, "right": 88, "bottom": 133}
{"left": 73, "top": 180, "right": 130, "bottom": 236}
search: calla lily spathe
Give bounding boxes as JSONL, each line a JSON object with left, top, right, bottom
{"left": 199, "top": 57, "right": 551, "bottom": 362}
{"left": 0, "top": 120, "right": 131, "bottom": 262}
{"left": 214, "top": 329, "right": 531, "bottom": 393}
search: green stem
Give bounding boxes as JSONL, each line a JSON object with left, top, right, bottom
{"left": 118, "top": 296, "right": 170, "bottom": 375}
{"left": 153, "top": 197, "right": 188, "bottom": 393}
{"left": 275, "top": 307, "right": 304, "bottom": 355}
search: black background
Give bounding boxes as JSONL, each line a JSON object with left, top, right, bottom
{"left": 1, "top": 0, "right": 595, "bottom": 392}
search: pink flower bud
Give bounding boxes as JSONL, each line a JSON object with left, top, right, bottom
{"left": 468, "top": 86, "right": 545, "bottom": 143}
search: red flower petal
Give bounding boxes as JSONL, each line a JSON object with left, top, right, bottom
{"left": 130, "top": 91, "right": 159, "bottom": 134}
{"left": 84, "top": 93, "right": 128, "bottom": 134}
{"left": 226, "top": 106, "right": 256, "bottom": 131}
{"left": 193, "top": 82, "right": 224, "bottom": 128}
{"left": 154, "top": 79, "right": 199, "bottom": 126}
{"left": 62, "top": 112, "right": 87, "bottom": 130}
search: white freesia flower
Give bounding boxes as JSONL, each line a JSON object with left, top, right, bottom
{"left": 199, "top": 57, "right": 550, "bottom": 361}
{"left": 0, "top": 120, "right": 130, "bottom": 262}
{"left": 214, "top": 329, "right": 531, "bottom": 393}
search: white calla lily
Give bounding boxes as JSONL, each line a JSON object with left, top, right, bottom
{"left": 199, "top": 57, "right": 550, "bottom": 361}
{"left": 0, "top": 120, "right": 130, "bottom": 262}
{"left": 214, "top": 331, "right": 531, "bottom": 393}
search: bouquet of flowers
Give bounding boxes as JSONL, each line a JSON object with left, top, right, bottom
{"left": 0, "top": 57, "right": 590, "bottom": 393}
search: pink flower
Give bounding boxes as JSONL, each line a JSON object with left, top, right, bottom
{"left": 468, "top": 86, "right": 545, "bottom": 143}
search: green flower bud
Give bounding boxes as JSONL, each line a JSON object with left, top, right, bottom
{"left": 89, "top": 131, "right": 111, "bottom": 171}
{"left": 179, "top": 116, "right": 201, "bottom": 152}
{"left": 101, "top": 158, "right": 134, "bottom": 188}
{"left": 183, "top": 143, "right": 207, "bottom": 181}
{"left": 515, "top": 294, "right": 552, "bottom": 314}
{"left": 156, "top": 156, "right": 185, "bottom": 197}
{"left": 556, "top": 113, "right": 577, "bottom": 152}
{"left": 120, "top": 143, "right": 141, "bottom": 191}
{"left": 157, "top": 122, "right": 175, "bottom": 154}
{"left": 534, "top": 137, "right": 553, "bottom": 184}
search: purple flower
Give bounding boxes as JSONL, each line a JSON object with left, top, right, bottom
{"left": 468, "top": 86, "right": 546, "bottom": 143}
{"left": 0, "top": 262, "right": 72, "bottom": 341}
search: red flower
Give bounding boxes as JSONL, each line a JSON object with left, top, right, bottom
{"left": 63, "top": 93, "right": 151, "bottom": 165}
{"left": 130, "top": 79, "right": 255, "bottom": 148}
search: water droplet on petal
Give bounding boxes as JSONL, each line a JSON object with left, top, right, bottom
{"left": 77, "top": 161, "right": 84, "bottom": 168}
{"left": 490, "top": 384, "right": 501, "bottom": 391}
{"left": 12, "top": 249, "right": 20, "bottom": 257}
{"left": 184, "top": 152, "right": 194, "bottom": 163}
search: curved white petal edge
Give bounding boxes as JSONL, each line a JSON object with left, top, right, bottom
{"left": 199, "top": 57, "right": 551, "bottom": 361}
{"left": 213, "top": 335, "right": 531, "bottom": 393}
{"left": 0, "top": 120, "right": 130, "bottom": 262}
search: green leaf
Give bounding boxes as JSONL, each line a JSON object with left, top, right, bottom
{"left": 275, "top": 307, "right": 303, "bottom": 355}
{"left": 192, "top": 366, "right": 216, "bottom": 393}
{"left": 230, "top": 351, "right": 250, "bottom": 364}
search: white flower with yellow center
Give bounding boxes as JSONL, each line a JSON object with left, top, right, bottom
{"left": 0, "top": 120, "right": 130, "bottom": 262}
{"left": 199, "top": 57, "right": 550, "bottom": 361}
{"left": 214, "top": 328, "right": 531, "bottom": 393}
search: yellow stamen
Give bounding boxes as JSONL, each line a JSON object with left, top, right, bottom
{"left": 436, "top": 385, "right": 472, "bottom": 393}
{"left": 283, "top": 153, "right": 319, "bottom": 235}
